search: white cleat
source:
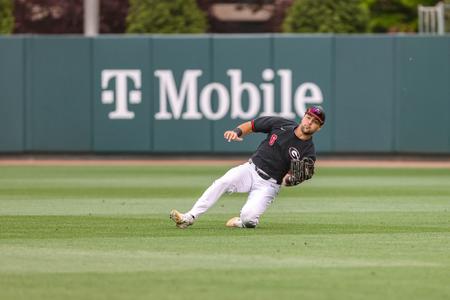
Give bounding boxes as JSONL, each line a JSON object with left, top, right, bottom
{"left": 226, "top": 217, "right": 244, "bottom": 228}
{"left": 170, "top": 209, "right": 194, "bottom": 229}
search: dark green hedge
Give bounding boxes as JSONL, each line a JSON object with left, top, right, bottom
{"left": 283, "top": 0, "right": 369, "bottom": 33}
{"left": 0, "top": 0, "right": 13, "bottom": 34}
{"left": 364, "top": 0, "right": 438, "bottom": 33}
{"left": 126, "top": 0, "right": 207, "bottom": 34}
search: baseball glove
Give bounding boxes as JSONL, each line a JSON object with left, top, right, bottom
{"left": 285, "top": 157, "right": 315, "bottom": 186}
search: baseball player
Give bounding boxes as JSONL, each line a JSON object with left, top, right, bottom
{"left": 170, "top": 105, "right": 325, "bottom": 229}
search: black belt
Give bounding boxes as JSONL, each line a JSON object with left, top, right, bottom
{"left": 256, "top": 169, "right": 271, "bottom": 181}
{"left": 249, "top": 160, "right": 278, "bottom": 183}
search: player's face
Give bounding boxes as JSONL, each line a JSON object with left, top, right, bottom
{"left": 300, "top": 113, "right": 322, "bottom": 135}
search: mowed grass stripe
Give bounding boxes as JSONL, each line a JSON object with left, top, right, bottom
{"left": 0, "top": 245, "right": 442, "bottom": 274}
{"left": 0, "top": 197, "right": 449, "bottom": 215}
{"left": 1, "top": 213, "right": 449, "bottom": 239}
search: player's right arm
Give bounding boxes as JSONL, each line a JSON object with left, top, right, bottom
{"left": 224, "top": 121, "right": 253, "bottom": 142}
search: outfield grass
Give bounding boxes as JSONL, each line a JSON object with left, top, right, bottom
{"left": 0, "top": 164, "right": 449, "bottom": 300}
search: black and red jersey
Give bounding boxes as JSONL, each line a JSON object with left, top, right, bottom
{"left": 250, "top": 116, "right": 316, "bottom": 184}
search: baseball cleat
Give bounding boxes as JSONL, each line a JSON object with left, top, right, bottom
{"left": 226, "top": 217, "right": 243, "bottom": 228}
{"left": 170, "top": 209, "right": 194, "bottom": 229}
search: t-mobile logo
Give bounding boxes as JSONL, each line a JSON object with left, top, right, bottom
{"left": 101, "top": 70, "right": 142, "bottom": 119}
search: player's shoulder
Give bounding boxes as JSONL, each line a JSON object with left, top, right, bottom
{"left": 254, "top": 116, "right": 298, "bottom": 127}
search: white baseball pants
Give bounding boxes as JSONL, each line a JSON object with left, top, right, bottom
{"left": 187, "top": 162, "right": 281, "bottom": 227}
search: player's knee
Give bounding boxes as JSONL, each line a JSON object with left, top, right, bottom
{"left": 240, "top": 211, "right": 258, "bottom": 228}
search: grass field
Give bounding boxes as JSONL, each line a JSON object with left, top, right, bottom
{"left": 0, "top": 163, "right": 449, "bottom": 300}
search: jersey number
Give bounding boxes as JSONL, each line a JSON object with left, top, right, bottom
{"left": 269, "top": 134, "right": 278, "bottom": 146}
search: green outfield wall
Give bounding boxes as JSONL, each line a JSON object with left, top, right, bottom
{"left": 0, "top": 35, "right": 449, "bottom": 154}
